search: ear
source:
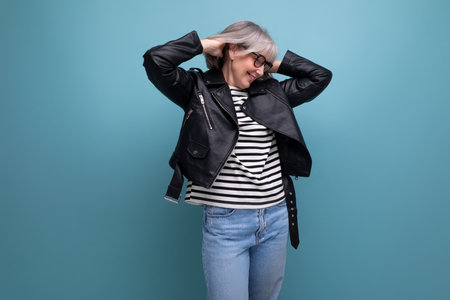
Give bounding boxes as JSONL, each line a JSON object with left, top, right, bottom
{"left": 228, "top": 43, "right": 238, "bottom": 60}
{"left": 228, "top": 43, "right": 238, "bottom": 51}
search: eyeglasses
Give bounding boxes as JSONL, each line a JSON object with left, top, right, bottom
{"left": 251, "top": 52, "right": 273, "bottom": 72}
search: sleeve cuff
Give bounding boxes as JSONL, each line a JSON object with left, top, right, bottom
{"left": 190, "top": 30, "right": 204, "bottom": 56}
{"left": 277, "top": 50, "right": 294, "bottom": 76}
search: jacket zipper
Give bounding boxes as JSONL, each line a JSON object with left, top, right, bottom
{"left": 209, "top": 92, "right": 239, "bottom": 188}
{"left": 211, "top": 92, "right": 238, "bottom": 127}
{"left": 182, "top": 108, "right": 193, "bottom": 127}
{"left": 198, "top": 93, "right": 213, "bottom": 130}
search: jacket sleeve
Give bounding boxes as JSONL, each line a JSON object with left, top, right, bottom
{"left": 142, "top": 31, "right": 203, "bottom": 110}
{"left": 277, "top": 50, "right": 332, "bottom": 108}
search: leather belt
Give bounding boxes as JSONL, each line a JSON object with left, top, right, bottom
{"left": 282, "top": 175, "right": 300, "bottom": 249}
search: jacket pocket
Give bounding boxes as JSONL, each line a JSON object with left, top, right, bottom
{"left": 187, "top": 140, "right": 209, "bottom": 158}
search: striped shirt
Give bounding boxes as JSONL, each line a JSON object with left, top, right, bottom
{"left": 184, "top": 86, "right": 285, "bottom": 209}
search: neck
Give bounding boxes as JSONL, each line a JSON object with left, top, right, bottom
{"left": 221, "top": 61, "right": 238, "bottom": 88}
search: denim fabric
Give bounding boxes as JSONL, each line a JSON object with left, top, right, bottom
{"left": 202, "top": 200, "right": 289, "bottom": 300}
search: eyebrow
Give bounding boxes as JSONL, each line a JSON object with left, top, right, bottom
{"left": 252, "top": 52, "right": 270, "bottom": 62}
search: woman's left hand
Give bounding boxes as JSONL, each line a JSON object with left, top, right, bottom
{"left": 268, "top": 60, "right": 281, "bottom": 73}
{"left": 201, "top": 39, "right": 226, "bottom": 57}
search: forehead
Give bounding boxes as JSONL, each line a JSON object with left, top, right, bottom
{"left": 237, "top": 44, "right": 271, "bottom": 60}
{"left": 252, "top": 46, "right": 275, "bottom": 62}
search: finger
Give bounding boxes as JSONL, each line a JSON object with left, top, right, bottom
{"left": 217, "top": 42, "right": 226, "bottom": 57}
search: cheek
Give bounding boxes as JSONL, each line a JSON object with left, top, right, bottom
{"left": 232, "top": 58, "right": 253, "bottom": 82}
{"left": 232, "top": 64, "right": 246, "bottom": 79}
{"left": 239, "top": 62, "right": 253, "bottom": 77}
{"left": 236, "top": 57, "right": 253, "bottom": 71}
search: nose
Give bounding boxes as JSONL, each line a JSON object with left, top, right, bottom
{"left": 255, "top": 65, "right": 264, "bottom": 77}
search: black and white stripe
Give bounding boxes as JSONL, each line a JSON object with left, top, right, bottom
{"left": 185, "top": 86, "right": 285, "bottom": 209}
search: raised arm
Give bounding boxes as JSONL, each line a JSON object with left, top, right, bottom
{"left": 142, "top": 31, "right": 203, "bottom": 110}
{"left": 275, "top": 50, "right": 332, "bottom": 108}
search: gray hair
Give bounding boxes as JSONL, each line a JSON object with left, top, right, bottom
{"left": 204, "top": 21, "right": 277, "bottom": 78}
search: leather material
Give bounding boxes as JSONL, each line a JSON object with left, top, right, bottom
{"left": 143, "top": 30, "right": 332, "bottom": 248}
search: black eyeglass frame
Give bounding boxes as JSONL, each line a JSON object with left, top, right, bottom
{"left": 251, "top": 52, "right": 273, "bottom": 72}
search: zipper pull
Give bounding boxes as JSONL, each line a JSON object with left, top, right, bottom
{"left": 183, "top": 108, "right": 193, "bottom": 127}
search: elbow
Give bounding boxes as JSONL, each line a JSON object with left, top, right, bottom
{"left": 142, "top": 48, "right": 164, "bottom": 88}
{"left": 316, "top": 67, "right": 333, "bottom": 89}
{"left": 142, "top": 45, "right": 160, "bottom": 69}
{"left": 325, "top": 68, "right": 333, "bottom": 81}
{"left": 142, "top": 45, "right": 169, "bottom": 84}
{"left": 142, "top": 49, "right": 151, "bottom": 67}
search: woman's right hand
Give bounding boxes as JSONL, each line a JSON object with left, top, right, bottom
{"left": 201, "top": 39, "right": 226, "bottom": 57}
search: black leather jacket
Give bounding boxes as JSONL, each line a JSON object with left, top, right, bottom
{"left": 143, "top": 30, "right": 332, "bottom": 248}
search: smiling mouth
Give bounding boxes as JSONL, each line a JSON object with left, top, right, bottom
{"left": 247, "top": 72, "right": 256, "bottom": 81}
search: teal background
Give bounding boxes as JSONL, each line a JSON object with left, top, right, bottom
{"left": 1, "top": 0, "right": 449, "bottom": 299}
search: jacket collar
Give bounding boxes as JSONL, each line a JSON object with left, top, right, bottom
{"left": 203, "top": 68, "right": 267, "bottom": 95}
{"left": 201, "top": 68, "right": 303, "bottom": 144}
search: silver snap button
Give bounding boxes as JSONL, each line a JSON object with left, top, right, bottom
{"left": 289, "top": 192, "right": 293, "bottom": 195}
{"left": 193, "top": 150, "right": 198, "bottom": 155}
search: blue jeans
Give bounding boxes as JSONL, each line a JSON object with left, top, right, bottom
{"left": 202, "top": 200, "right": 289, "bottom": 300}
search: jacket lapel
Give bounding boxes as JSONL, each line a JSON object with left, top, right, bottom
{"left": 203, "top": 69, "right": 238, "bottom": 125}
{"left": 246, "top": 81, "right": 305, "bottom": 144}
{"left": 201, "top": 70, "right": 303, "bottom": 144}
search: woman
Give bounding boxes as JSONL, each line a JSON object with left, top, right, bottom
{"left": 143, "top": 20, "right": 332, "bottom": 300}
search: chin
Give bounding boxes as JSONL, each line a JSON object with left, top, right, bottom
{"left": 235, "top": 83, "right": 249, "bottom": 89}
{"left": 241, "top": 81, "right": 251, "bottom": 89}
